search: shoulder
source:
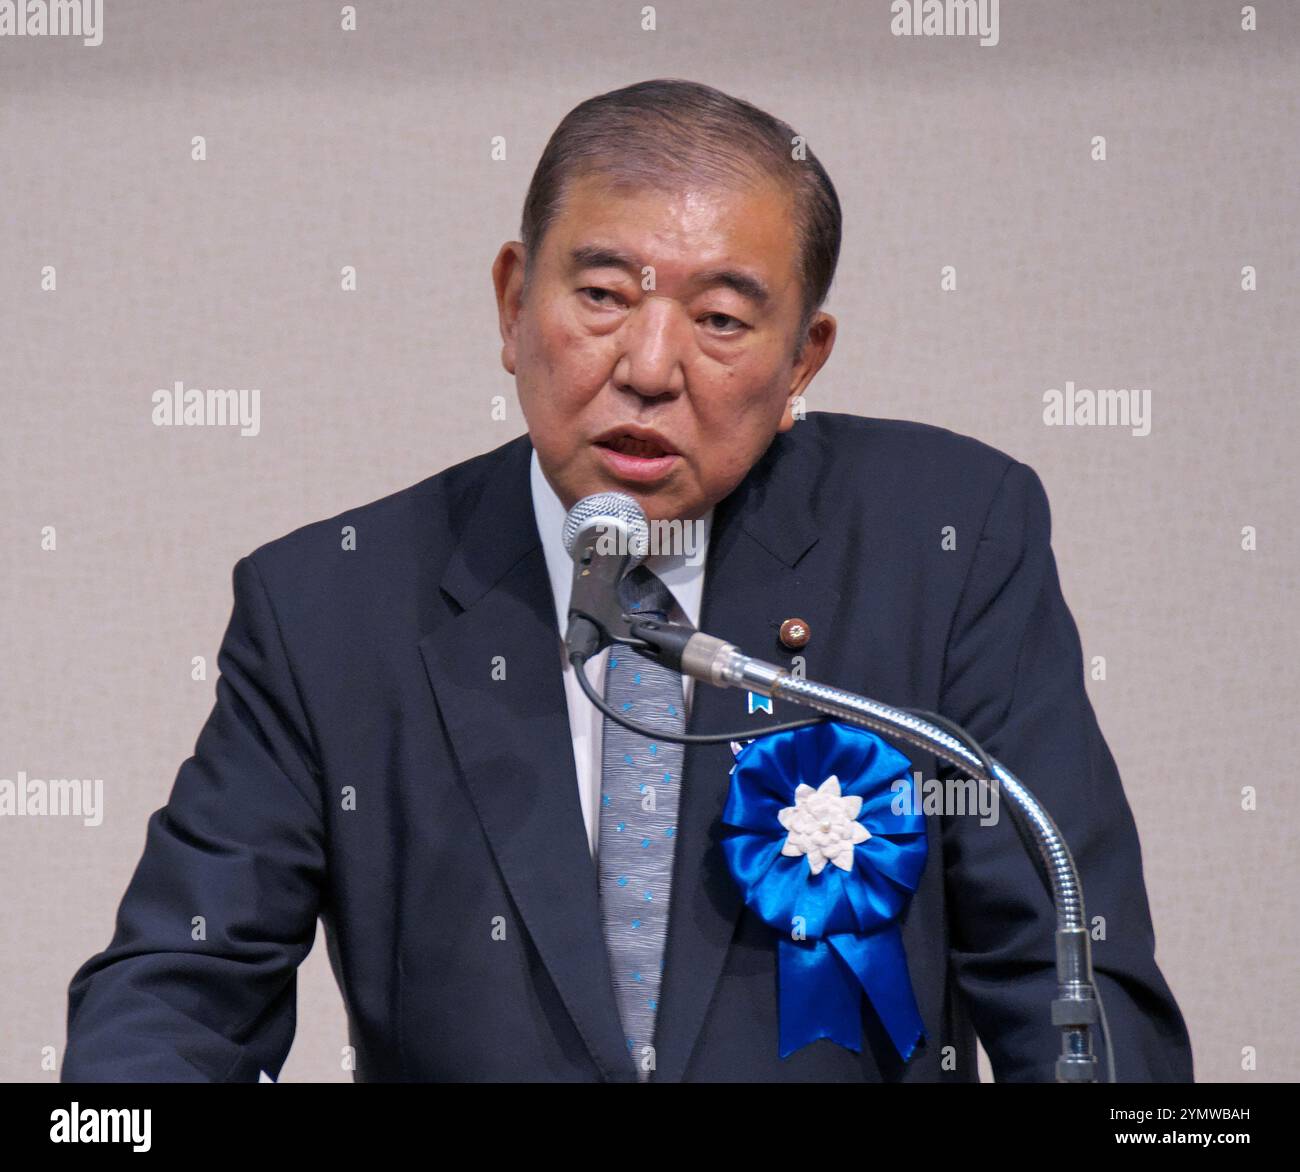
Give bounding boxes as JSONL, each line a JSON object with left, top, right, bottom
{"left": 796, "top": 410, "right": 1017, "bottom": 484}
{"left": 790, "top": 410, "right": 1044, "bottom": 515}
{"left": 774, "top": 412, "right": 1056, "bottom": 561}
{"left": 238, "top": 432, "right": 528, "bottom": 602}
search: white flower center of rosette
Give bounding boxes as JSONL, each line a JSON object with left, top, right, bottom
{"left": 776, "top": 774, "right": 870, "bottom": 876}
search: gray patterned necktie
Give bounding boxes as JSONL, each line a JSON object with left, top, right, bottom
{"left": 597, "top": 565, "right": 685, "bottom": 1081}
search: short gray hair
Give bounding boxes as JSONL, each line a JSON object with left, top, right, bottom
{"left": 519, "top": 78, "right": 841, "bottom": 345}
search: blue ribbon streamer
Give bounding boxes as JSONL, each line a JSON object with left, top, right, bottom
{"left": 720, "top": 720, "right": 929, "bottom": 1061}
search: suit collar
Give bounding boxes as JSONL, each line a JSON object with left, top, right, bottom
{"left": 436, "top": 433, "right": 540, "bottom": 612}
{"left": 736, "top": 425, "right": 826, "bottom": 568}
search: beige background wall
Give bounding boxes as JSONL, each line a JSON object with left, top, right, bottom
{"left": 1, "top": 0, "right": 1296, "bottom": 1082}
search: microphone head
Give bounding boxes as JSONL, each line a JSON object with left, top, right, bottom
{"left": 562, "top": 491, "right": 650, "bottom": 570}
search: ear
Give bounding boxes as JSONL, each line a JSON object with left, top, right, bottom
{"left": 492, "top": 241, "right": 528, "bottom": 375}
{"left": 778, "top": 312, "right": 836, "bottom": 431}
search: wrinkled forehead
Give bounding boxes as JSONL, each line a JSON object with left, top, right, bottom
{"left": 541, "top": 170, "right": 802, "bottom": 296}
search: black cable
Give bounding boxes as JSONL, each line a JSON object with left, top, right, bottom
{"left": 912, "top": 705, "right": 1056, "bottom": 892}
{"left": 569, "top": 649, "right": 831, "bottom": 744}
{"left": 572, "top": 651, "right": 1014, "bottom": 761}
{"left": 1096, "top": 980, "right": 1117, "bottom": 1084}
{"left": 906, "top": 707, "right": 998, "bottom": 780}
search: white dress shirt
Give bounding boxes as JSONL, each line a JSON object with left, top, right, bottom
{"left": 530, "top": 448, "right": 713, "bottom": 860}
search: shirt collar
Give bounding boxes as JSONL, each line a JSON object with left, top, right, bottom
{"left": 530, "top": 446, "right": 712, "bottom": 635}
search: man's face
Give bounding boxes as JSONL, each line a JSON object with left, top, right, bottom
{"left": 493, "top": 172, "right": 835, "bottom": 522}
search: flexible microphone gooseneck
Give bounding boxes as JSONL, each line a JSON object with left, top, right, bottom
{"left": 561, "top": 489, "right": 1115, "bottom": 1084}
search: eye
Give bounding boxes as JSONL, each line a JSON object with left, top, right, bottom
{"left": 700, "top": 312, "right": 748, "bottom": 334}
{"left": 579, "top": 286, "right": 622, "bottom": 307}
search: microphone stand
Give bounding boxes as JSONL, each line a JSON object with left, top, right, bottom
{"left": 574, "top": 606, "right": 1109, "bottom": 1083}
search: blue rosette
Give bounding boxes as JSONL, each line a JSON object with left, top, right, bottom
{"left": 721, "top": 720, "right": 929, "bottom": 1061}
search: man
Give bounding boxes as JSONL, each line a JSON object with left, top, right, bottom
{"left": 63, "top": 79, "right": 1193, "bottom": 1082}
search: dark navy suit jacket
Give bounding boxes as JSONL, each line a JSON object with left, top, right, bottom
{"left": 62, "top": 411, "right": 1194, "bottom": 1082}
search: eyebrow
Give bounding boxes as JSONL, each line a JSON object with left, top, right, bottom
{"left": 568, "top": 245, "right": 771, "bottom": 307}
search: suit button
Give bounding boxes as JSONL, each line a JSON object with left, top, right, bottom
{"left": 779, "top": 617, "right": 810, "bottom": 650}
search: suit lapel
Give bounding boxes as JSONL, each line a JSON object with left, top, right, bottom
{"left": 417, "top": 434, "right": 636, "bottom": 1081}
{"left": 652, "top": 428, "right": 842, "bottom": 1081}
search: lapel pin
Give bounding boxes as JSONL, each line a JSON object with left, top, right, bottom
{"left": 779, "top": 617, "right": 811, "bottom": 650}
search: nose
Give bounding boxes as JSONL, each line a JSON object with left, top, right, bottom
{"left": 610, "top": 296, "right": 688, "bottom": 400}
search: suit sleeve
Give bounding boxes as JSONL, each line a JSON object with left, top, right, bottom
{"left": 937, "top": 460, "right": 1194, "bottom": 1082}
{"left": 62, "top": 555, "right": 327, "bottom": 1082}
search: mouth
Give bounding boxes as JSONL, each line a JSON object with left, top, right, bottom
{"left": 598, "top": 433, "right": 674, "bottom": 458}
{"left": 593, "top": 430, "right": 680, "bottom": 483}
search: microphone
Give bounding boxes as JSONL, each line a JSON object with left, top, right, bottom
{"left": 561, "top": 491, "right": 651, "bottom": 661}
{"left": 561, "top": 490, "right": 719, "bottom": 674}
